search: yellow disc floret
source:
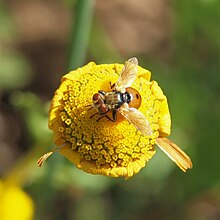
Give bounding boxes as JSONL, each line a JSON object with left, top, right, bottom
{"left": 48, "top": 61, "right": 171, "bottom": 178}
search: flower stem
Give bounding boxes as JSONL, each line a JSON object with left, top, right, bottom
{"left": 68, "top": 0, "right": 95, "bottom": 70}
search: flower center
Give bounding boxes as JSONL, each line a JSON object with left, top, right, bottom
{"left": 57, "top": 68, "right": 161, "bottom": 169}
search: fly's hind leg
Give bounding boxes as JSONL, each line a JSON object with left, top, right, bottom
{"left": 112, "top": 109, "right": 117, "bottom": 121}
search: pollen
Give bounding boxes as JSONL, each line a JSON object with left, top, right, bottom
{"left": 48, "top": 61, "right": 171, "bottom": 178}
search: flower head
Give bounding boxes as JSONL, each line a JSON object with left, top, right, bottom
{"left": 38, "top": 58, "right": 192, "bottom": 178}
{"left": 0, "top": 180, "right": 34, "bottom": 220}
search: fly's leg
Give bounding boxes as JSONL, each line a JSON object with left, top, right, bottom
{"left": 87, "top": 106, "right": 94, "bottom": 111}
{"left": 112, "top": 109, "right": 117, "bottom": 121}
{"left": 97, "top": 110, "right": 117, "bottom": 122}
{"left": 109, "top": 82, "right": 115, "bottom": 90}
{"left": 97, "top": 115, "right": 115, "bottom": 122}
{"left": 90, "top": 112, "right": 100, "bottom": 119}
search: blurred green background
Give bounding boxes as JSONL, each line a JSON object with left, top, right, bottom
{"left": 0, "top": 0, "right": 220, "bottom": 219}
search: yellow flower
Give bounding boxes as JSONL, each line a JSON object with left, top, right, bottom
{"left": 38, "top": 58, "right": 192, "bottom": 178}
{"left": 0, "top": 180, "right": 34, "bottom": 220}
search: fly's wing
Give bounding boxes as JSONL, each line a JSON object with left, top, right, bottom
{"left": 156, "top": 137, "right": 193, "bottom": 172}
{"left": 119, "top": 103, "right": 152, "bottom": 136}
{"left": 114, "top": 57, "right": 138, "bottom": 92}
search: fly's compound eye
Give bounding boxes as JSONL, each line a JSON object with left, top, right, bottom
{"left": 98, "top": 104, "right": 108, "bottom": 114}
{"left": 93, "top": 93, "right": 100, "bottom": 102}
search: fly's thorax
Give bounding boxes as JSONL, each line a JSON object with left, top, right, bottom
{"left": 105, "top": 91, "right": 125, "bottom": 109}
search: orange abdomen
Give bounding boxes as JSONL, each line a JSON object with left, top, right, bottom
{"left": 126, "top": 87, "right": 142, "bottom": 109}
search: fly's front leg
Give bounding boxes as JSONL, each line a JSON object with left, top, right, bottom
{"left": 90, "top": 112, "right": 100, "bottom": 119}
{"left": 97, "top": 110, "right": 117, "bottom": 122}
{"left": 109, "top": 82, "right": 115, "bottom": 90}
{"left": 97, "top": 114, "right": 116, "bottom": 122}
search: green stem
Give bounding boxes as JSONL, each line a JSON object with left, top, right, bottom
{"left": 68, "top": 0, "right": 95, "bottom": 70}
{"left": 4, "top": 142, "right": 51, "bottom": 186}
{"left": 89, "top": 19, "right": 122, "bottom": 63}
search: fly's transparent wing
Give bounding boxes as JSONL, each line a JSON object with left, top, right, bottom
{"left": 114, "top": 57, "right": 138, "bottom": 92}
{"left": 119, "top": 103, "right": 152, "bottom": 136}
{"left": 156, "top": 137, "right": 193, "bottom": 172}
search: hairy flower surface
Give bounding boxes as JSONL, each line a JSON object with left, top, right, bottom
{"left": 46, "top": 60, "right": 172, "bottom": 178}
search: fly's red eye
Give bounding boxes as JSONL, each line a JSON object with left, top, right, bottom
{"left": 99, "top": 105, "right": 108, "bottom": 114}
{"left": 93, "top": 93, "right": 100, "bottom": 101}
